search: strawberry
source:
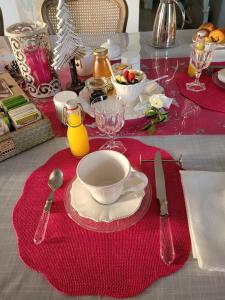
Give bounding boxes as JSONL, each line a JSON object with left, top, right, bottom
{"left": 123, "top": 70, "right": 129, "bottom": 79}
{"left": 127, "top": 71, "right": 135, "bottom": 83}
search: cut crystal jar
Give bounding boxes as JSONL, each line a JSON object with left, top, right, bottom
{"left": 6, "top": 21, "right": 60, "bottom": 98}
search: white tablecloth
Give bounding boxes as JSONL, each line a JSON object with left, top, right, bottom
{"left": 1, "top": 30, "right": 225, "bottom": 300}
{"left": 1, "top": 136, "right": 225, "bottom": 300}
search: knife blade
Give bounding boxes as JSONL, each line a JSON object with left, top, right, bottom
{"left": 154, "top": 151, "right": 175, "bottom": 265}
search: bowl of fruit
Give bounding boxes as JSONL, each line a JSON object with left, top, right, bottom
{"left": 111, "top": 69, "right": 147, "bottom": 106}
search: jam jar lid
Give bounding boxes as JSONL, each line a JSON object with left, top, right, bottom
{"left": 85, "top": 77, "right": 108, "bottom": 91}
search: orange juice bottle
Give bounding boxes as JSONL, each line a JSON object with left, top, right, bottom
{"left": 93, "top": 47, "right": 113, "bottom": 78}
{"left": 93, "top": 47, "right": 114, "bottom": 94}
{"left": 65, "top": 101, "right": 89, "bottom": 157}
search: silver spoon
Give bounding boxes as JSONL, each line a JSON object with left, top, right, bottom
{"left": 34, "top": 169, "right": 64, "bottom": 245}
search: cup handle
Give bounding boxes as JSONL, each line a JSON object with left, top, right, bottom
{"left": 122, "top": 170, "right": 148, "bottom": 194}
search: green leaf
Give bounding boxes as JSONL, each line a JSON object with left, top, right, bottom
{"left": 158, "top": 114, "right": 166, "bottom": 122}
{"left": 143, "top": 123, "right": 152, "bottom": 130}
{"left": 143, "top": 107, "right": 169, "bottom": 134}
{"left": 147, "top": 124, "right": 156, "bottom": 134}
{"left": 145, "top": 110, "right": 157, "bottom": 117}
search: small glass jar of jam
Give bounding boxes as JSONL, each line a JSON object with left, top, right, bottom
{"left": 85, "top": 77, "right": 108, "bottom": 103}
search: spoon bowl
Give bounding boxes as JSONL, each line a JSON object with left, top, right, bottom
{"left": 48, "top": 169, "right": 64, "bottom": 191}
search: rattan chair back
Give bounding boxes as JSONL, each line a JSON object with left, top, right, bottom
{"left": 41, "top": 0, "right": 128, "bottom": 34}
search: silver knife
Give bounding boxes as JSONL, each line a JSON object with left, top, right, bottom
{"left": 154, "top": 151, "right": 175, "bottom": 265}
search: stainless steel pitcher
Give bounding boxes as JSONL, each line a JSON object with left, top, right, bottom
{"left": 152, "top": 0, "right": 185, "bottom": 48}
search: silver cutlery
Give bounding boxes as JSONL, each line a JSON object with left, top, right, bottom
{"left": 152, "top": 75, "right": 169, "bottom": 82}
{"left": 34, "top": 169, "right": 64, "bottom": 245}
{"left": 154, "top": 151, "right": 175, "bottom": 265}
{"left": 140, "top": 154, "right": 183, "bottom": 169}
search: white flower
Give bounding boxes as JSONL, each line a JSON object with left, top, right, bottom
{"left": 149, "top": 95, "right": 163, "bottom": 109}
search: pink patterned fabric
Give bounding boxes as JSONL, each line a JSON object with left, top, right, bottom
{"left": 35, "top": 58, "right": 225, "bottom": 136}
{"left": 13, "top": 138, "right": 191, "bottom": 298}
{"left": 176, "top": 71, "right": 225, "bottom": 113}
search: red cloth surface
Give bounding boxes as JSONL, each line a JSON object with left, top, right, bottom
{"left": 13, "top": 138, "right": 191, "bottom": 298}
{"left": 35, "top": 58, "right": 225, "bottom": 136}
{"left": 176, "top": 71, "right": 225, "bottom": 113}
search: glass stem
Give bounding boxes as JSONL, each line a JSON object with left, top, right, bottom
{"left": 194, "top": 70, "right": 201, "bottom": 84}
{"left": 110, "top": 133, "right": 116, "bottom": 146}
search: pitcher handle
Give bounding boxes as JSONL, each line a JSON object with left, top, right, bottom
{"left": 174, "top": 0, "right": 185, "bottom": 29}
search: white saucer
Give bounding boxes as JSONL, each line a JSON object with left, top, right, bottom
{"left": 212, "top": 71, "right": 225, "bottom": 89}
{"left": 69, "top": 176, "right": 147, "bottom": 222}
{"left": 212, "top": 49, "right": 225, "bottom": 62}
{"left": 79, "top": 80, "right": 164, "bottom": 121}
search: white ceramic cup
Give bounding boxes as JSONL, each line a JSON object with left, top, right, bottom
{"left": 76, "top": 48, "right": 94, "bottom": 76}
{"left": 53, "top": 91, "right": 78, "bottom": 124}
{"left": 76, "top": 150, "right": 148, "bottom": 205}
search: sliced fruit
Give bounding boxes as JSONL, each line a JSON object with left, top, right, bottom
{"left": 195, "top": 42, "right": 205, "bottom": 50}
{"left": 127, "top": 72, "right": 135, "bottom": 82}
{"left": 187, "top": 63, "right": 196, "bottom": 77}
{"left": 123, "top": 70, "right": 129, "bottom": 79}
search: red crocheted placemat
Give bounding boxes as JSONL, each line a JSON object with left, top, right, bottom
{"left": 13, "top": 138, "right": 191, "bottom": 298}
{"left": 176, "top": 71, "right": 225, "bottom": 113}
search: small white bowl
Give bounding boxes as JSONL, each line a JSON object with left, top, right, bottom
{"left": 111, "top": 70, "right": 147, "bottom": 107}
{"left": 53, "top": 91, "right": 78, "bottom": 124}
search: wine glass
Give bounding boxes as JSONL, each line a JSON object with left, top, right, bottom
{"left": 91, "top": 95, "right": 126, "bottom": 153}
{"left": 186, "top": 43, "right": 215, "bottom": 92}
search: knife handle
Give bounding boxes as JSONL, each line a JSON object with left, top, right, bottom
{"left": 160, "top": 216, "right": 175, "bottom": 265}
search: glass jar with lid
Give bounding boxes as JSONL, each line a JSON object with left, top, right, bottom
{"left": 93, "top": 47, "right": 113, "bottom": 79}
{"left": 6, "top": 21, "right": 60, "bottom": 99}
{"left": 85, "top": 77, "right": 108, "bottom": 103}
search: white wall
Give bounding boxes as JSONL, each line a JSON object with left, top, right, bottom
{"left": 126, "top": 0, "right": 140, "bottom": 32}
{"left": 0, "top": 0, "right": 20, "bottom": 31}
{"left": 0, "top": 0, "right": 140, "bottom": 33}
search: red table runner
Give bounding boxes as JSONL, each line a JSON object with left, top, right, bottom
{"left": 35, "top": 58, "right": 225, "bottom": 137}
{"left": 13, "top": 138, "right": 191, "bottom": 298}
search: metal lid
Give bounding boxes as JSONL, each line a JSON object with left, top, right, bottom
{"left": 66, "top": 100, "right": 79, "bottom": 110}
{"left": 85, "top": 77, "right": 108, "bottom": 90}
{"left": 93, "top": 47, "right": 108, "bottom": 57}
{"left": 6, "top": 21, "right": 47, "bottom": 37}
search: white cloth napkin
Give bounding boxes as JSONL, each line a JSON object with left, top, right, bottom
{"left": 180, "top": 170, "right": 225, "bottom": 272}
